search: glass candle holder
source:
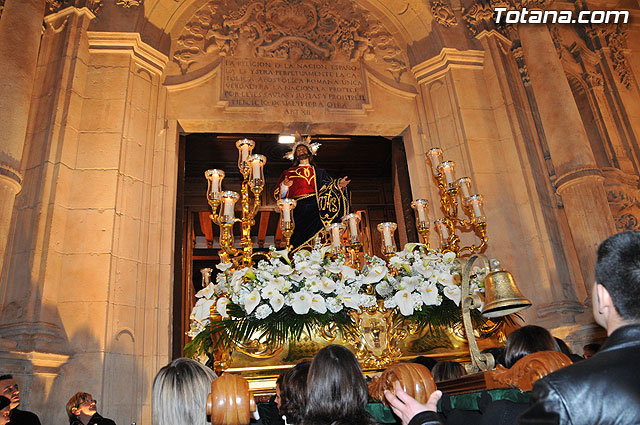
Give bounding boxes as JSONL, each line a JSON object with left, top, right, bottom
{"left": 435, "top": 218, "right": 450, "bottom": 246}
{"left": 410, "top": 199, "right": 430, "bottom": 230}
{"left": 456, "top": 177, "right": 473, "bottom": 202}
{"left": 341, "top": 213, "right": 361, "bottom": 245}
{"left": 205, "top": 169, "right": 225, "bottom": 202}
{"left": 219, "top": 191, "right": 240, "bottom": 224}
{"left": 377, "top": 222, "right": 397, "bottom": 254}
{"left": 277, "top": 198, "right": 297, "bottom": 231}
{"left": 467, "top": 195, "right": 486, "bottom": 223}
{"left": 236, "top": 138, "right": 255, "bottom": 170}
{"left": 437, "top": 161, "right": 457, "bottom": 190}
{"left": 327, "top": 223, "right": 345, "bottom": 252}
{"left": 248, "top": 154, "right": 266, "bottom": 189}
{"left": 427, "top": 148, "right": 443, "bottom": 175}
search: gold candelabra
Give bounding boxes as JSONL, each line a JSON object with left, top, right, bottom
{"left": 205, "top": 139, "right": 266, "bottom": 268}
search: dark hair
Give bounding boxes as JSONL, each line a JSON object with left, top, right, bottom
{"left": 583, "top": 343, "right": 601, "bottom": 357}
{"left": 504, "top": 325, "right": 561, "bottom": 368}
{"left": 0, "top": 396, "right": 10, "bottom": 410}
{"left": 0, "top": 376, "right": 12, "bottom": 382}
{"left": 595, "top": 231, "right": 640, "bottom": 321}
{"left": 303, "top": 345, "right": 376, "bottom": 425}
{"left": 554, "top": 337, "right": 574, "bottom": 357}
{"left": 481, "top": 347, "right": 506, "bottom": 367}
{"left": 411, "top": 356, "right": 437, "bottom": 371}
{"left": 280, "top": 360, "right": 311, "bottom": 424}
{"left": 292, "top": 145, "right": 316, "bottom": 167}
{"left": 431, "top": 361, "right": 466, "bottom": 382}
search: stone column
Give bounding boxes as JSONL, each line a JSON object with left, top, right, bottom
{"left": 0, "top": 0, "right": 46, "bottom": 277}
{"left": 518, "top": 23, "right": 616, "bottom": 292}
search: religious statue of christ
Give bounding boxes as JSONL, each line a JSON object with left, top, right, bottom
{"left": 275, "top": 136, "right": 351, "bottom": 251}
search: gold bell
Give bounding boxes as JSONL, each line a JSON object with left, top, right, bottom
{"left": 482, "top": 260, "right": 532, "bottom": 318}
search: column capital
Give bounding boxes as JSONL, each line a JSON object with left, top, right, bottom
{"left": 45, "top": 0, "right": 102, "bottom": 16}
{"left": 411, "top": 48, "right": 484, "bottom": 84}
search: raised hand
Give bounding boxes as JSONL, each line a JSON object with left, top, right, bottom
{"left": 384, "top": 381, "right": 442, "bottom": 425}
{"left": 339, "top": 176, "right": 351, "bottom": 188}
{"left": 283, "top": 176, "right": 293, "bottom": 187}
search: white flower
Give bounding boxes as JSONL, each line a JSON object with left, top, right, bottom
{"left": 216, "top": 297, "right": 229, "bottom": 318}
{"left": 196, "top": 283, "right": 215, "bottom": 299}
{"left": 389, "top": 255, "right": 405, "bottom": 268}
{"left": 399, "top": 276, "right": 420, "bottom": 292}
{"left": 231, "top": 269, "right": 247, "bottom": 292}
{"left": 216, "top": 262, "right": 233, "bottom": 271}
{"left": 270, "top": 293, "right": 285, "bottom": 312}
{"left": 190, "top": 297, "right": 214, "bottom": 323}
{"left": 375, "top": 280, "right": 393, "bottom": 297}
{"left": 340, "top": 265, "right": 358, "bottom": 281}
{"left": 340, "top": 292, "right": 361, "bottom": 310}
{"left": 310, "top": 294, "right": 327, "bottom": 313}
{"left": 443, "top": 285, "right": 461, "bottom": 306}
{"left": 361, "top": 294, "right": 377, "bottom": 308}
{"left": 442, "top": 251, "right": 456, "bottom": 263}
{"left": 261, "top": 284, "right": 280, "bottom": 299}
{"left": 319, "top": 276, "right": 336, "bottom": 294}
{"left": 277, "top": 264, "right": 294, "bottom": 276}
{"left": 384, "top": 298, "right": 397, "bottom": 309}
{"left": 255, "top": 304, "right": 273, "bottom": 320}
{"left": 438, "top": 271, "right": 455, "bottom": 287}
{"left": 326, "top": 297, "right": 343, "bottom": 313}
{"left": 291, "top": 291, "right": 313, "bottom": 314}
{"left": 325, "top": 262, "right": 343, "bottom": 274}
{"left": 307, "top": 277, "right": 322, "bottom": 293}
{"left": 394, "top": 290, "right": 415, "bottom": 316}
{"left": 362, "top": 265, "right": 387, "bottom": 285}
{"left": 420, "top": 282, "right": 440, "bottom": 306}
{"left": 243, "top": 289, "right": 261, "bottom": 314}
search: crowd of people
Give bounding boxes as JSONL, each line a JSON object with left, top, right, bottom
{"left": 2, "top": 231, "right": 639, "bottom": 425}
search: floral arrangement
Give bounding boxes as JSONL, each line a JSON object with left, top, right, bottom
{"left": 185, "top": 244, "right": 490, "bottom": 360}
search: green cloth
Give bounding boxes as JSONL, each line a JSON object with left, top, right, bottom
{"left": 366, "top": 403, "right": 398, "bottom": 424}
{"left": 437, "top": 388, "right": 531, "bottom": 411}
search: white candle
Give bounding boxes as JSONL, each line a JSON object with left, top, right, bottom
{"left": 469, "top": 195, "right": 486, "bottom": 222}
{"left": 436, "top": 220, "right": 449, "bottom": 240}
{"left": 331, "top": 226, "right": 341, "bottom": 248}
{"left": 457, "top": 177, "right": 472, "bottom": 200}
{"left": 223, "top": 198, "right": 234, "bottom": 217}
{"left": 211, "top": 174, "right": 220, "bottom": 193}
{"left": 348, "top": 218, "right": 358, "bottom": 238}
{"left": 252, "top": 161, "right": 261, "bottom": 180}
{"left": 417, "top": 205, "right": 426, "bottom": 223}
{"left": 427, "top": 148, "right": 442, "bottom": 174}
{"left": 440, "top": 161, "right": 456, "bottom": 188}
{"left": 383, "top": 227, "right": 393, "bottom": 247}
{"left": 241, "top": 145, "right": 249, "bottom": 163}
{"left": 283, "top": 203, "right": 291, "bottom": 222}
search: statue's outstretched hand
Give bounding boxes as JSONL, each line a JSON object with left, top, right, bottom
{"left": 282, "top": 176, "right": 293, "bottom": 187}
{"left": 339, "top": 176, "right": 351, "bottom": 188}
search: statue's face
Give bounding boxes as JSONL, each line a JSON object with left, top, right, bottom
{"left": 295, "top": 145, "right": 311, "bottom": 160}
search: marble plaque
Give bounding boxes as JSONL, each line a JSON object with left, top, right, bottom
{"left": 221, "top": 57, "right": 369, "bottom": 115}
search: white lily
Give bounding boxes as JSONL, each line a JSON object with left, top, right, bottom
{"left": 216, "top": 297, "right": 229, "bottom": 318}
{"left": 216, "top": 262, "right": 233, "bottom": 271}
{"left": 340, "top": 265, "right": 358, "bottom": 281}
{"left": 291, "top": 291, "right": 313, "bottom": 314}
{"left": 319, "top": 276, "right": 336, "bottom": 294}
{"left": 190, "top": 297, "right": 215, "bottom": 323}
{"left": 310, "top": 294, "right": 327, "bottom": 314}
{"left": 270, "top": 293, "right": 285, "bottom": 312}
{"left": 362, "top": 265, "right": 387, "bottom": 285}
{"left": 394, "top": 290, "right": 415, "bottom": 316}
{"left": 243, "top": 289, "right": 261, "bottom": 314}
{"left": 340, "top": 292, "right": 361, "bottom": 310}
{"left": 277, "top": 264, "right": 294, "bottom": 276}
{"left": 261, "top": 284, "right": 280, "bottom": 300}
{"left": 420, "top": 282, "right": 439, "bottom": 306}
{"left": 443, "top": 285, "right": 461, "bottom": 306}
{"left": 442, "top": 251, "right": 456, "bottom": 263}
{"left": 195, "top": 283, "right": 215, "bottom": 299}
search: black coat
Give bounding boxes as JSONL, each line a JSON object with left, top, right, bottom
{"left": 518, "top": 324, "right": 640, "bottom": 425}
{"left": 8, "top": 408, "right": 41, "bottom": 425}
{"left": 70, "top": 413, "right": 116, "bottom": 425}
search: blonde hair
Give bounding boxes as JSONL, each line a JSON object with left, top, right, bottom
{"left": 152, "top": 358, "right": 216, "bottom": 425}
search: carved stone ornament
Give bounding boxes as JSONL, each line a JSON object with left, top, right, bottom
{"left": 430, "top": 0, "right": 458, "bottom": 27}
{"left": 462, "top": 1, "right": 495, "bottom": 36}
{"left": 511, "top": 45, "right": 531, "bottom": 86}
{"left": 550, "top": 26, "right": 563, "bottom": 58}
{"left": 589, "top": 26, "right": 635, "bottom": 89}
{"left": 604, "top": 169, "right": 640, "bottom": 231}
{"left": 583, "top": 70, "right": 603, "bottom": 88}
{"left": 172, "top": 0, "right": 408, "bottom": 81}
{"left": 115, "top": 0, "right": 142, "bottom": 7}
{"left": 45, "top": 0, "right": 103, "bottom": 15}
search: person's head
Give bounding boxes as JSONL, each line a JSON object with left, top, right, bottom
{"left": 594, "top": 231, "right": 640, "bottom": 332}
{"left": 279, "top": 360, "right": 311, "bottom": 425}
{"left": 66, "top": 392, "right": 97, "bottom": 422}
{"left": 504, "top": 325, "right": 561, "bottom": 368}
{"left": 431, "top": 361, "right": 466, "bottom": 382}
{"left": 554, "top": 337, "right": 574, "bottom": 357}
{"left": 0, "top": 375, "right": 19, "bottom": 410}
{"left": 293, "top": 144, "right": 315, "bottom": 166}
{"left": 583, "top": 343, "right": 601, "bottom": 358}
{"left": 304, "top": 345, "right": 372, "bottom": 425}
{"left": 0, "top": 396, "right": 10, "bottom": 425}
{"left": 411, "top": 356, "right": 437, "bottom": 371}
{"left": 152, "top": 358, "right": 216, "bottom": 425}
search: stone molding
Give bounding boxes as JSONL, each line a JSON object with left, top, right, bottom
{"left": 115, "top": 0, "right": 142, "bottom": 7}
{"left": 603, "top": 167, "right": 640, "bottom": 231}
{"left": 554, "top": 167, "right": 605, "bottom": 194}
{"left": 171, "top": 0, "right": 408, "bottom": 81}
{"left": 45, "top": 0, "right": 102, "bottom": 16}
{"left": 411, "top": 48, "right": 484, "bottom": 84}
{"left": 588, "top": 25, "right": 635, "bottom": 89}
{"left": 0, "top": 164, "right": 22, "bottom": 188}
{"left": 430, "top": 0, "right": 458, "bottom": 27}
{"left": 462, "top": 1, "right": 495, "bottom": 37}
{"left": 87, "top": 31, "right": 169, "bottom": 74}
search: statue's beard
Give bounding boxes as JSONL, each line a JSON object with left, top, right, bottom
{"left": 296, "top": 153, "right": 310, "bottom": 161}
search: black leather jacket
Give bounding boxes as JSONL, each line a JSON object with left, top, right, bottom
{"left": 518, "top": 324, "right": 640, "bottom": 425}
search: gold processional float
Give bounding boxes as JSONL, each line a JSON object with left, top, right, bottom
{"left": 186, "top": 138, "right": 532, "bottom": 394}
